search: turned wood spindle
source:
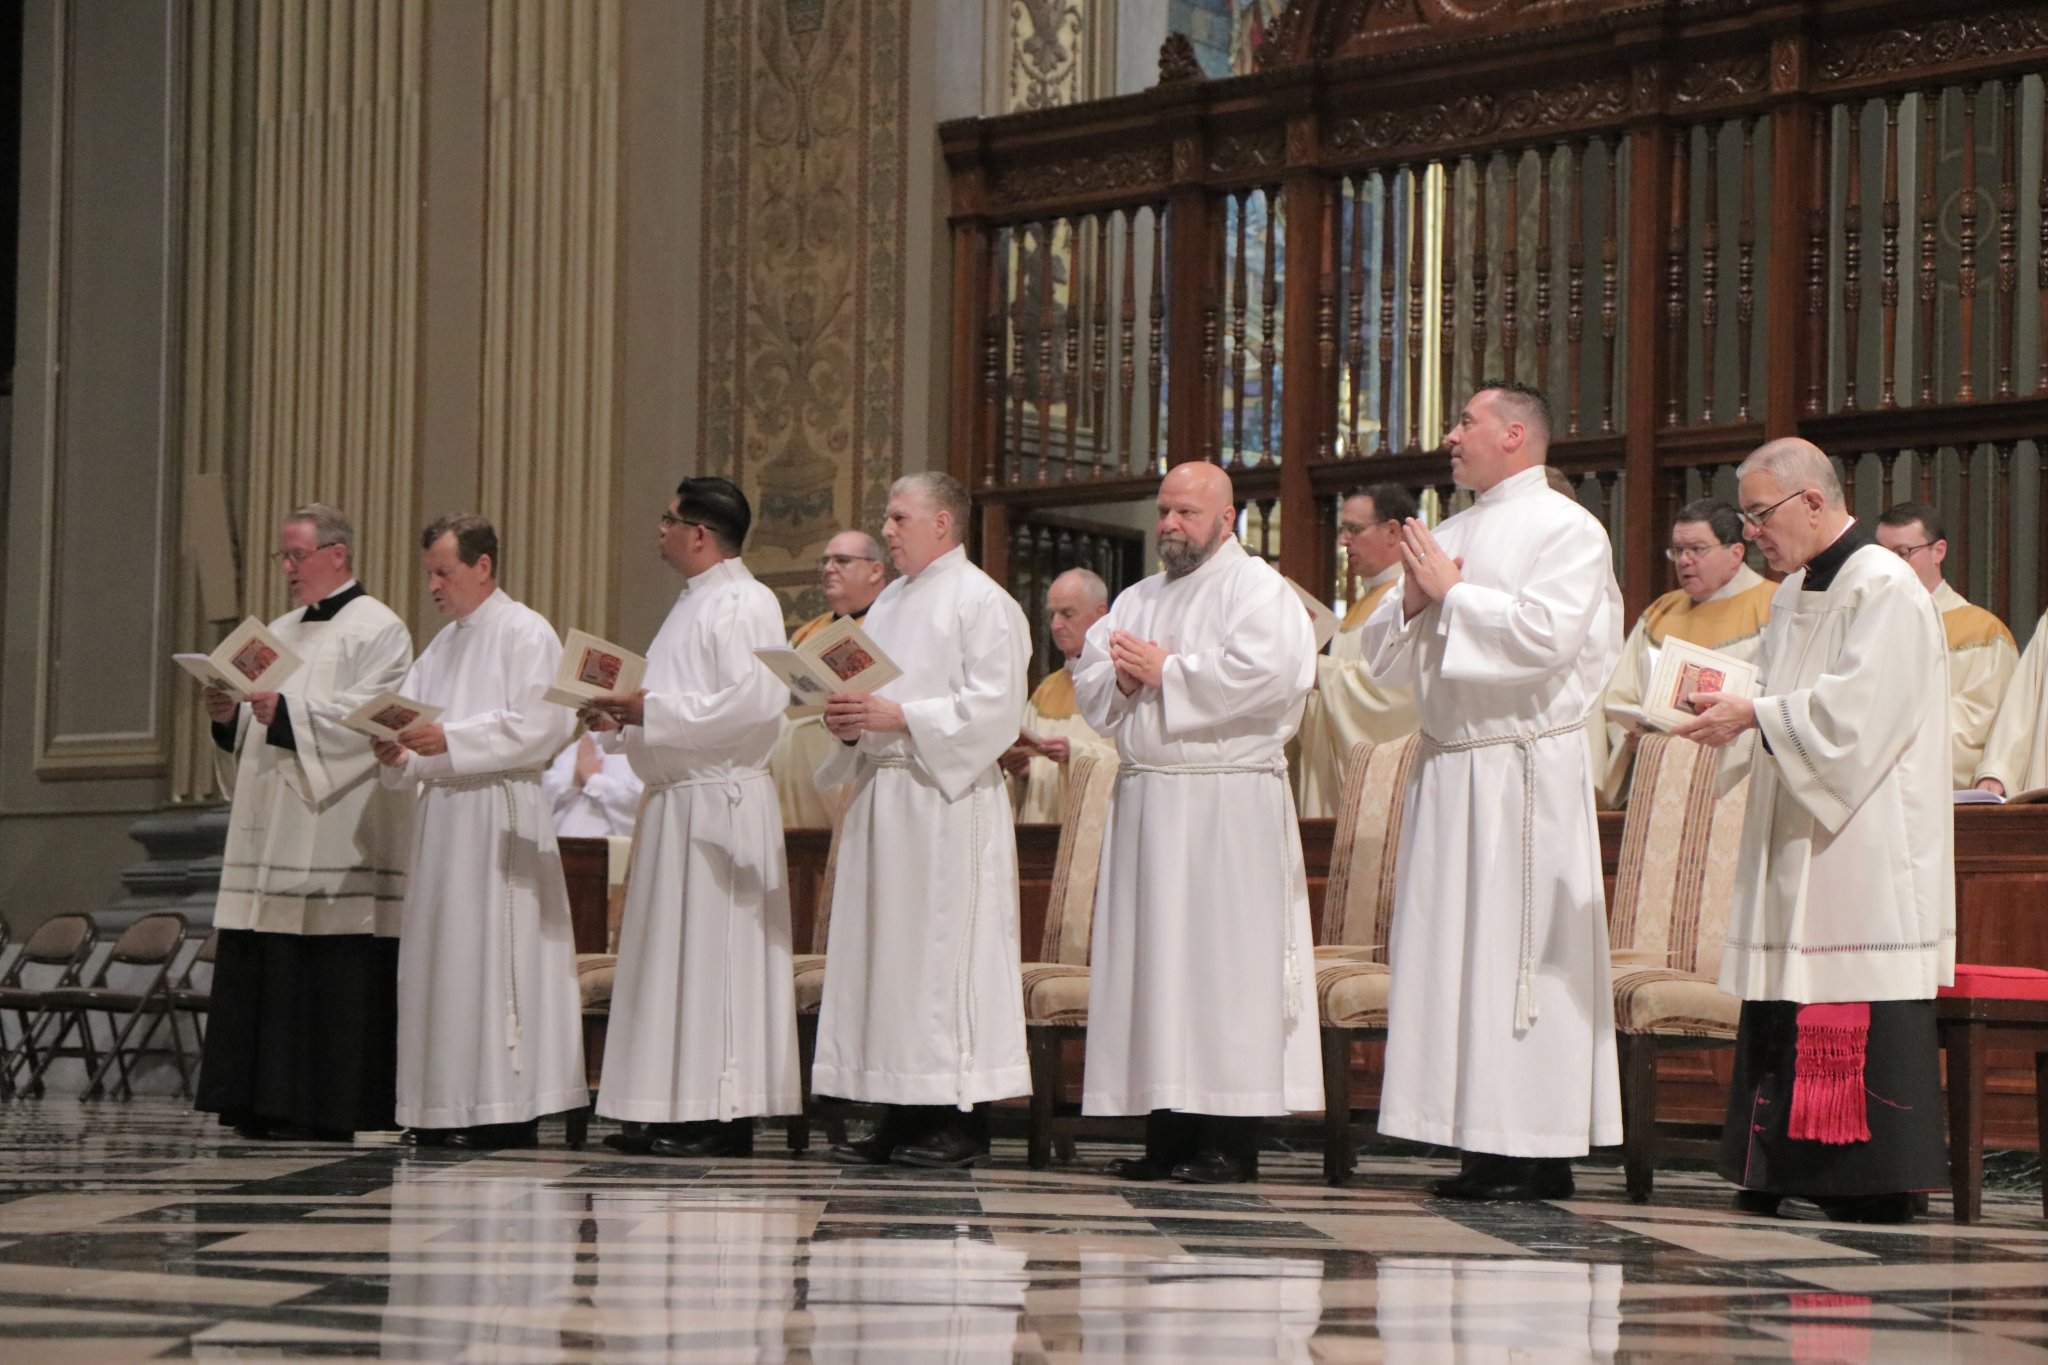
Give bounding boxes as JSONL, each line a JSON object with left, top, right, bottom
{"left": 1919, "top": 90, "right": 1940, "bottom": 406}
{"left": 1664, "top": 130, "right": 1688, "bottom": 427}
{"left": 1503, "top": 149, "right": 1521, "bottom": 381}
{"left": 1959, "top": 85, "right": 1980, "bottom": 403}
{"left": 1736, "top": 117, "right": 1758, "bottom": 422}
{"left": 1880, "top": 97, "right": 1902, "bottom": 410}
{"left": 1231, "top": 191, "right": 1250, "bottom": 467}
{"left": 1844, "top": 101, "right": 1864, "bottom": 411}
{"left": 1601, "top": 136, "right": 1621, "bottom": 433}
{"left": 1473, "top": 156, "right": 1491, "bottom": 391}
{"left": 1118, "top": 209, "right": 1137, "bottom": 473}
{"left": 1567, "top": 141, "right": 1587, "bottom": 435}
{"left": 1441, "top": 164, "right": 1459, "bottom": 439}
{"left": 1318, "top": 181, "right": 1337, "bottom": 461}
{"left": 1345, "top": 176, "right": 1366, "bottom": 456}
{"left": 1536, "top": 145, "right": 1554, "bottom": 395}
{"left": 1089, "top": 212, "right": 1109, "bottom": 475}
{"left": 982, "top": 230, "right": 1005, "bottom": 486}
{"left": 1035, "top": 219, "right": 1056, "bottom": 483}
{"left": 1406, "top": 170, "right": 1424, "bottom": 453}
{"left": 1147, "top": 207, "right": 1165, "bottom": 469}
{"left": 1805, "top": 112, "right": 1829, "bottom": 415}
{"left": 1379, "top": 169, "right": 1398, "bottom": 455}
{"left": 1997, "top": 79, "right": 2018, "bottom": 401}
{"left": 1701, "top": 124, "right": 1722, "bottom": 423}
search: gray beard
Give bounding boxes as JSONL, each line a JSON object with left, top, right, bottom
{"left": 1160, "top": 524, "right": 1227, "bottom": 579}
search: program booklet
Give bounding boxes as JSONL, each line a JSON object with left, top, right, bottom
{"left": 341, "top": 691, "right": 445, "bottom": 741}
{"left": 1639, "top": 637, "right": 1760, "bottom": 732}
{"left": 754, "top": 615, "right": 901, "bottom": 707}
{"left": 172, "top": 616, "right": 303, "bottom": 699}
{"left": 543, "top": 630, "right": 649, "bottom": 709}
{"left": 1284, "top": 578, "right": 1342, "bottom": 652}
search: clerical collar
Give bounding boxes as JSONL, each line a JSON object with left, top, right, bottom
{"left": 1800, "top": 519, "right": 1872, "bottom": 592}
{"left": 301, "top": 580, "right": 365, "bottom": 623}
{"left": 1364, "top": 562, "right": 1402, "bottom": 589}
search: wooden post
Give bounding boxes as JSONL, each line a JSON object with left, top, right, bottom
{"left": 1763, "top": 32, "right": 1812, "bottom": 439}
{"left": 1166, "top": 130, "right": 1214, "bottom": 468}
{"left": 1621, "top": 73, "right": 1669, "bottom": 621}
{"left": 1279, "top": 113, "right": 1324, "bottom": 587}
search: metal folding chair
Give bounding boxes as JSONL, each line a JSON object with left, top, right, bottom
{"left": 27, "top": 913, "right": 189, "bottom": 1100}
{"left": 0, "top": 914, "right": 98, "bottom": 1098}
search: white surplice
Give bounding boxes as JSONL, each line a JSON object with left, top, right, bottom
{"left": 1720, "top": 543, "right": 1956, "bottom": 1002}
{"left": 381, "top": 589, "right": 586, "bottom": 1128}
{"left": 596, "top": 557, "right": 801, "bottom": 1123}
{"left": 1295, "top": 564, "right": 1419, "bottom": 818}
{"left": 215, "top": 588, "right": 415, "bottom": 936}
{"left": 811, "top": 545, "right": 1032, "bottom": 1107}
{"left": 540, "top": 739, "right": 643, "bottom": 838}
{"left": 1978, "top": 611, "right": 2048, "bottom": 792}
{"left": 1073, "top": 537, "right": 1321, "bottom": 1116}
{"left": 1361, "top": 464, "right": 1625, "bottom": 1157}
{"left": 1932, "top": 580, "right": 2019, "bottom": 790}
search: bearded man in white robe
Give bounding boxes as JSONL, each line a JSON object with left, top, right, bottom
{"left": 373, "top": 515, "right": 585, "bottom": 1149}
{"left": 581, "top": 476, "right": 799, "bottom": 1158}
{"left": 1001, "top": 567, "right": 1111, "bottom": 822}
{"left": 1874, "top": 501, "right": 2018, "bottom": 789}
{"left": 197, "top": 503, "right": 413, "bottom": 1142}
{"left": 815, "top": 471, "right": 1031, "bottom": 1169}
{"left": 1295, "top": 483, "right": 1421, "bottom": 818}
{"left": 1361, "top": 380, "right": 1624, "bottom": 1202}
{"left": 1677, "top": 440, "right": 1953, "bottom": 1224}
{"left": 1074, "top": 461, "right": 1319, "bottom": 1184}
{"left": 770, "top": 530, "right": 887, "bottom": 828}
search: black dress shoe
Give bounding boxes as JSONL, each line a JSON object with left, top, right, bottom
{"left": 650, "top": 1123, "right": 755, "bottom": 1159}
{"left": 1105, "top": 1156, "right": 1175, "bottom": 1182}
{"left": 400, "top": 1128, "right": 449, "bottom": 1147}
{"left": 444, "top": 1120, "right": 541, "bottom": 1150}
{"left": 827, "top": 1134, "right": 898, "bottom": 1166}
{"left": 1816, "top": 1192, "right": 1916, "bottom": 1224}
{"left": 1451, "top": 1158, "right": 1575, "bottom": 1203}
{"left": 602, "top": 1129, "right": 656, "bottom": 1155}
{"left": 895, "top": 1127, "right": 990, "bottom": 1169}
{"left": 232, "top": 1120, "right": 275, "bottom": 1141}
{"left": 1429, "top": 1151, "right": 1504, "bottom": 1198}
{"left": 1171, "top": 1150, "right": 1258, "bottom": 1185}
{"left": 1732, "top": 1189, "right": 1784, "bottom": 1216}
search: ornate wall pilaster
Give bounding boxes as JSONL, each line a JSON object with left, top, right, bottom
{"left": 698, "top": 0, "right": 910, "bottom": 620}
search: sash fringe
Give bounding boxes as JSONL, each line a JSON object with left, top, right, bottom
{"left": 1787, "top": 1001, "right": 1872, "bottom": 1145}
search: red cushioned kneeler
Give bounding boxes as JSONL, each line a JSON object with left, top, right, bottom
{"left": 1939, "top": 964, "right": 2048, "bottom": 1001}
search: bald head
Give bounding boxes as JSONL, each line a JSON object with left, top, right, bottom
{"left": 1156, "top": 462, "right": 1237, "bottom": 579}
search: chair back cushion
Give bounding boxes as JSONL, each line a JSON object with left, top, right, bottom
{"left": 1319, "top": 734, "right": 1421, "bottom": 958}
{"left": 1607, "top": 733, "right": 1748, "bottom": 974}
{"left": 1041, "top": 748, "right": 1119, "bottom": 965}
{"left": 18, "top": 913, "right": 94, "bottom": 969}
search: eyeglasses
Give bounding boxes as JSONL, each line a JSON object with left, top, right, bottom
{"left": 1738, "top": 488, "right": 1812, "bottom": 532}
{"left": 1890, "top": 541, "right": 1937, "bottom": 560}
{"left": 269, "top": 543, "right": 340, "bottom": 566}
{"left": 818, "top": 554, "right": 880, "bottom": 570}
{"left": 1337, "top": 519, "right": 1392, "bottom": 536}
{"left": 1663, "top": 543, "right": 1732, "bottom": 562}
{"left": 659, "top": 512, "right": 704, "bottom": 530}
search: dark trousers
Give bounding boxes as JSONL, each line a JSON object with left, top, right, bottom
{"left": 1143, "top": 1110, "right": 1262, "bottom": 1165}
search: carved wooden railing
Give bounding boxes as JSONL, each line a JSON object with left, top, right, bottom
{"left": 943, "top": 0, "right": 2048, "bottom": 627}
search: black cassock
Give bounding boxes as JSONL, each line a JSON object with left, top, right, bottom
{"left": 1716, "top": 999, "right": 1948, "bottom": 1198}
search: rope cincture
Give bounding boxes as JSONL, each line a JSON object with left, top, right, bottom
{"left": 645, "top": 769, "right": 772, "bottom": 1121}
{"left": 425, "top": 767, "right": 546, "bottom": 1070}
{"left": 1116, "top": 758, "right": 1305, "bottom": 1025}
{"left": 1419, "top": 718, "right": 1589, "bottom": 1034}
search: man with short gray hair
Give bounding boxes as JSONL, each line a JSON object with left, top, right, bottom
{"left": 1002, "top": 566, "right": 1112, "bottom": 822}
{"left": 814, "top": 471, "right": 1032, "bottom": 1168}
{"left": 1677, "top": 438, "right": 1953, "bottom": 1222}
{"left": 196, "top": 504, "right": 414, "bottom": 1142}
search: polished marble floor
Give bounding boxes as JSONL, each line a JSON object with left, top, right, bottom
{"left": 2, "top": 1101, "right": 2048, "bottom": 1361}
